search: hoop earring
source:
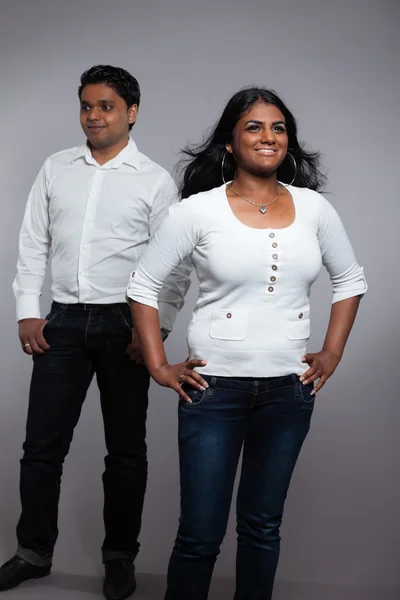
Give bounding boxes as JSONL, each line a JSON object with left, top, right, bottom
{"left": 221, "top": 151, "right": 236, "bottom": 185}
{"left": 280, "top": 152, "right": 297, "bottom": 187}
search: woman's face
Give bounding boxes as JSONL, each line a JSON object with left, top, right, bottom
{"left": 228, "top": 101, "right": 288, "bottom": 177}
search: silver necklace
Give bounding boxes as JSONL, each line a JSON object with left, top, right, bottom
{"left": 228, "top": 183, "right": 281, "bottom": 214}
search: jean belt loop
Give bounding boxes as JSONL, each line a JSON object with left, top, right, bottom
{"left": 291, "top": 373, "right": 299, "bottom": 396}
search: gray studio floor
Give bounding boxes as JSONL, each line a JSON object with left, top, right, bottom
{"left": 1, "top": 572, "right": 399, "bottom": 600}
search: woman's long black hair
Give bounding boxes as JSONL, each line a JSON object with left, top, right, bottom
{"left": 178, "top": 87, "right": 326, "bottom": 199}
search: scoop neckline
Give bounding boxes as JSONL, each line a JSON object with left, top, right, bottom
{"left": 222, "top": 182, "right": 298, "bottom": 233}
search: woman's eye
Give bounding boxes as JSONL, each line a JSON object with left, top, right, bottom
{"left": 247, "top": 125, "right": 260, "bottom": 131}
{"left": 274, "top": 126, "right": 286, "bottom": 133}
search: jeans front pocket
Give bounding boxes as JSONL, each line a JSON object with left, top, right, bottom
{"left": 179, "top": 383, "right": 210, "bottom": 408}
{"left": 118, "top": 306, "right": 133, "bottom": 332}
{"left": 43, "top": 306, "right": 64, "bottom": 330}
{"left": 299, "top": 380, "right": 315, "bottom": 403}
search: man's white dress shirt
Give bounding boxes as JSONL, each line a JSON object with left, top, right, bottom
{"left": 13, "top": 138, "right": 190, "bottom": 331}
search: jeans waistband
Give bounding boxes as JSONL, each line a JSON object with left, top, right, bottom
{"left": 201, "top": 373, "right": 299, "bottom": 394}
{"left": 51, "top": 301, "right": 128, "bottom": 313}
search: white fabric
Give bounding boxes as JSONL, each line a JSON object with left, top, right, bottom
{"left": 127, "top": 183, "right": 367, "bottom": 377}
{"left": 13, "top": 138, "right": 191, "bottom": 331}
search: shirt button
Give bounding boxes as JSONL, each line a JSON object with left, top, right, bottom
{"left": 80, "top": 273, "right": 85, "bottom": 277}
{"left": 269, "top": 233, "right": 275, "bottom": 239}
{"left": 82, "top": 245, "right": 86, "bottom": 250}
{"left": 272, "top": 242, "right": 278, "bottom": 248}
{"left": 268, "top": 286, "right": 274, "bottom": 292}
{"left": 226, "top": 312, "right": 232, "bottom": 319}
{"left": 272, "top": 265, "right": 278, "bottom": 271}
{"left": 299, "top": 313, "right": 304, "bottom": 319}
{"left": 270, "top": 276, "right": 276, "bottom": 282}
{"left": 272, "top": 254, "right": 278, "bottom": 259}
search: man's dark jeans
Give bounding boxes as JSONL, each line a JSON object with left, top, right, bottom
{"left": 165, "top": 373, "right": 314, "bottom": 600}
{"left": 16, "top": 302, "right": 150, "bottom": 567}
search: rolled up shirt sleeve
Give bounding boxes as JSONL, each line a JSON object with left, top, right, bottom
{"left": 127, "top": 198, "right": 200, "bottom": 327}
{"left": 318, "top": 196, "right": 367, "bottom": 303}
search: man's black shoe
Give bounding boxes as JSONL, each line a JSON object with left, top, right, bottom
{"left": 103, "top": 559, "right": 137, "bottom": 600}
{"left": 0, "top": 555, "right": 51, "bottom": 591}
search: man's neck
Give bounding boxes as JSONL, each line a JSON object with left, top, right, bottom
{"left": 89, "top": 137, "right": 130, "bottom": 166}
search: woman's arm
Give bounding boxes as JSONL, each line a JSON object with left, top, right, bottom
{"left": 300, "top": 295, "right": 361, "bottom": 394}
{"left": 130, "top": 301, "right": 208, "bottom": 403}
{"left": 127, "top": 199, "right": 209, "bottom": 402}
{"left": 301, "top": 195, "right": 367, "bottom": 393}
{"left": 148, "top": 172, "right": 192, "bottom": 333}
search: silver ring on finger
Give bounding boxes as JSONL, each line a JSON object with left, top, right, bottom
{"left": 179, "top": 374, "right": 185, "bottom": 383}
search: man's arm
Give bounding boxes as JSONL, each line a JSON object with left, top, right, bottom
{"left": 148, "top": 171, "right": 192, "bottom": 334}
{"left": 12, "top": 159, "right": 52, "bottom": 354}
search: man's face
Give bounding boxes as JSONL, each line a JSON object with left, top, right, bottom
{"left": 79, "top": 83, "right": 137, "bottom": 149}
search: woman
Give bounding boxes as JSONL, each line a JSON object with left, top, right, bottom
{"left": 127, "top": 88, "right": 367, "bottom": 600}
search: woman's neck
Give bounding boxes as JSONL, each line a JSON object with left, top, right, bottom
{"left": 230, "top": 171, "right": 280, "bottom": 201}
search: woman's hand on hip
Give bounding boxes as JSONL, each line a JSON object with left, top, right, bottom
{"left": 151, "top": 358, "right": 208, "bottom": 403}
{"left": 300, "top": 350, "right": 341, "bottom": 394}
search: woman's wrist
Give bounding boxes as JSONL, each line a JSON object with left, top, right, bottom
{"left": 149, "top": 361, "right": 169, "bottom": 379}
{"left": 321, "top": 347, "right": 342, "bottom": 361}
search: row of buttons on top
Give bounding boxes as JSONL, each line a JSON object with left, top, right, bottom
{"left": 268, "top": 233, "right": 278, "bottom": 293}
{"left": 225, "top": 233, "right": 280, "bottom": 318}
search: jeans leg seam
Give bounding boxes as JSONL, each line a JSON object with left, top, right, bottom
{"left": 85, "top": 311, "right": 91, "bottom": 347}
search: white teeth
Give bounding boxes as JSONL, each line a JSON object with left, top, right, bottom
{"left": 256, "top": 149, "right": 276, "bottom": 153}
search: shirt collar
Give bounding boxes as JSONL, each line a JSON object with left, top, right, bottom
{"left": 72, "top": 137, "right": 141, "bottom": 170}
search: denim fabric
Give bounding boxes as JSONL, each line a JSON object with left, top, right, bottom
{"left": 17, "top": 302, "right": 149, "bottom": 565}
{"left": 165, "top": 373, "right": 314, "bottom": 600}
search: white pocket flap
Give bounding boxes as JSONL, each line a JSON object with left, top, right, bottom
{"left": 209, "top": 309, "right": 248, "bottom": 341}
{"left": 285, "top": 309, "right": 311, "bottom": 340}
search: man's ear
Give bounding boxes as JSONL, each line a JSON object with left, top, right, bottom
{"left": 128, "top": 104, "right": 138, "bottom": 126}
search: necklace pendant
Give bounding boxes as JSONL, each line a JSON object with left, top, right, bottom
{"left": 259, "top": 206, "right": 267, "bottom": 214}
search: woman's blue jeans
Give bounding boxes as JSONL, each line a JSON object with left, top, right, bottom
{"left": 165, "top": 373, "right": 314, "bottom": 600}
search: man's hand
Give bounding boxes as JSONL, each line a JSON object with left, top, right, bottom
{"left": 19, "top": 318, "right": 50, "bottom": 355}
{"left": 125, "top": 329, "right": 145, "bottom": 364}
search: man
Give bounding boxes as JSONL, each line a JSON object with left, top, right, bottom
{"left": 0, "top": 65, "right": 190, "bottom": 600}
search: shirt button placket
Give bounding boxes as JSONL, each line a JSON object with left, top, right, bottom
{"left": 266, "top": 232, "right": 280, "bottom": 299}
{"left": 78, "top": 170, "right": 103, "bottom": 301}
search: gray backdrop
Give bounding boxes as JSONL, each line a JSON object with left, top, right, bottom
{"left": 0, "top": 0, "right": 399, "bottom": 599}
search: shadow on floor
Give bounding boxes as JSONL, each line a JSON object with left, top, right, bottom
{"left": 0, "top": 571, "right": 233, "bottom": 598}
{"left": 1, "top": 571, "right": 399, "bottom": 600}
